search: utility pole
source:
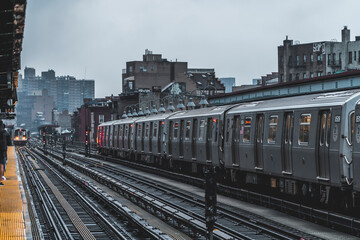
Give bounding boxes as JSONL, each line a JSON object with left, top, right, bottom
{"left": 205, "top": 167, "right": 217, "bottom": 240}
{"left": 42, "top": 130, "right": 47, "bottom": 155}
{"left": 85, "top": 127, "right": 90, "bottom": 157}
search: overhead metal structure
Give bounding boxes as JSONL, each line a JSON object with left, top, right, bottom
{"left": 0, "top": 0, "right": 26, "bottom": 119}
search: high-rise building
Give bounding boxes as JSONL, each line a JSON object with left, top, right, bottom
{"left": 17, "top": 68, "right": 95, "bottom": 126}
{"left": 278, "top": 26, "right": 360, "bottom": 83}
{"left": 219, "top": 77, "right": 235, "bottom": 93}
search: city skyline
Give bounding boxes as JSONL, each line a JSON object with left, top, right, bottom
{"left": 21, "top": 0, "right": 360, "bottom": 98}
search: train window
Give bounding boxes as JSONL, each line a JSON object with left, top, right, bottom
{"left": 213, "top": 119, "right": 218, "bottom": 142}
{"left": 145, "top": 124, "right": 149, "bottom": 137}
{"left": 185, "top": 121, "right": 191, "bottom": 140}
{"left": 153, "top": 123, "right": 158, "bottom": 138}
{"left": 326, "top": 113, "right": 331, "bottom": 146}
{"left": 243, "top": 117, "right": 252, "bottom": 143}
{"left": 349, "top": 111, "right": 355, "bottom": 144}
{"left": 226, "top": 118, "right": 230, "bottom": 143}
{"left": 138, "top": 124, "right": 141, "bottom": 137}
{"left": 299, "top": 114, "right": 311, "bottom": 145}
{"left": 267, "top": 115, "right": 278, "bottom": 144}
{"left": 199, "top": 120, "right": 205, "bottom": 141}
{"left": 174, "top": 122, "right": 179, "bottom": 139}
{"left": 320, "top": 114, "right": 326, "bottom": 146}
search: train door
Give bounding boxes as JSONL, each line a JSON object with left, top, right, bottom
{"left": 128, "top": 124, "right": 132, "bottom": 150}
{"left": 180, "top": 120, "right": 184, "bottom": 157}
{"left": 352, "top": 106, "right": 360, "bottom": 190}
{"left": 206, "top": 118, "right": 213, "bottom": 161}
{"left": 192, "top": 119, "right": 197, "bottom": 159}
{"left": 282, "top": 112, "right": 294, "bottom": 173}
{"left": 255, "top": 114, "right": 264, "bottom": 169}
{"left": 232, "top": 116, "right": 240, "bottom": 165}
{"left": 134, "top": 123, "right": 139, "bottom": 151}
{"left": 317, "top": 110, "right": 331, "bottom": 179}
{"left": 158, "top": 121, "right": 162, "bottom": 154}
{"left": 141, "top": 123, "right": 145, "bottom": 152}
{"left": 169, "top": 121, "right": 173, "bottom": 155}
{"left": 149, "top": 122, "right": 153, "bottom": 153}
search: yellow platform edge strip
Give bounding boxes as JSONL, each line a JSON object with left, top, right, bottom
{"left": 0, "top": 147, "right": 25, "bottom": 239}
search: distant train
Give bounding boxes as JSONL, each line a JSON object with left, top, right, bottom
{"left": 14, "top": 128, "right": 29, "bottom": 146}
{"left": 98, "top": 90, "right": 360, "bottom": 210}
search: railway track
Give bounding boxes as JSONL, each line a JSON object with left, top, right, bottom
{"left": 18, "top": 146, "right": 172, "bottom": 240}
{"left": 33, "top": 142, "right": 324, "bottom": 240}
{"left": 63, "top": 142, "right": 360, "bottom": 238}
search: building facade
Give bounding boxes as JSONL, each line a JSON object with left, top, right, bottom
{"left": 278, "top": 26, "right": 360, "bottom": 83}
{"left": 219, "top": 77, "right": 235, "bottom": 93}
{"left": 122, "top": 49, "right": 197, "bottom": 94}
{"left": 19, "top": 68, "right": 95, "bottom": 113}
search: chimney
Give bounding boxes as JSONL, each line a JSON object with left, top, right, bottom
{"left": 342, "top": 26, "right": 350, "bottom": 43}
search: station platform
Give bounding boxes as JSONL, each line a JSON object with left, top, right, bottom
{"left": 0, "top": 147, "right": 28, "bottom": 239}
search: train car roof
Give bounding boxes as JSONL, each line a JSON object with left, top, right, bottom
{"left": 99, "top": 120, "right": 118, "bottom": 127}
{"left": 168, "top": 105, "right": 235, "bottom": 120}
{"left": 133, "top": 111, "right": 179, "bottom": 123}
{"left": 228, "top": 90, "right": 360, "bottom": 114}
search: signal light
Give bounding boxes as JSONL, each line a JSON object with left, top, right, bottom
{"left": 213, "top": 119, "right": 217, "bottom": 123}
{"left": 43, "top": 140, "right": 45, "bottom": 143}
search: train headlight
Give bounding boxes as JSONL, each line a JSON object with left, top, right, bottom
{"left": 22, "top": 137, "right": 26, "bottom": 140}
{"left": 15, "top": 136, "right": 19, "bottom": 140}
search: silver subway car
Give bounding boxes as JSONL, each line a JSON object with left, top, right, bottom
{"left": 98, "top": 90, "right": 360, "bottom": 209}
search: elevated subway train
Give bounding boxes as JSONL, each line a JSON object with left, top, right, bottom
{"left": 97, "top": 90, "right": 360, "bottom": 209}
{"left": 13, "top": 128, "right": 29, "bottom": 146}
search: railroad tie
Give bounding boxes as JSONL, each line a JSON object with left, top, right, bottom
{"left": 32, "top": 161, "right": 96, "bottom": 240}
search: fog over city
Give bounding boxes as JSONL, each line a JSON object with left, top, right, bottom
{"left": 21, "top": 0, "right": 360, "bottom": 97}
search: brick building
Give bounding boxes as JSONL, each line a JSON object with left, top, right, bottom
{"left": 278, "top": 26, "right": 360, "bottom": 83}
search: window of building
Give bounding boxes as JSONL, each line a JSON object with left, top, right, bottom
{"left": 280, "top": 74, "right": 284, "bottom": 82}
{"left": 339, "top": 53, "right": 342, "bottom": 64}
{"left": 355, "top": 51, "right": 357, "bottom": 61}
{"left": 328, "top": 54, "right": 332, "bottom": 66}
{"left": 303, "top": 54, "right": 307, "bottom": 63}
{"left": 296, "top": 56, "right": 299, "bottom": 66}
{"left": 280, "top": 56, "right": 284, "bottom": 65}
{"left": 317, "top": 71, "right": 322, "bottom": 77}
{"left": 317, "top": 53, "right": 322, "bottom": 62}
{"left": 289, "top": 74, "right": 292, "bottom": 81}
{"left": 303, "top": 73, "right": 307, "bottom": 79}
{"left": 295, "top": 73, "right": 299, "bottom": 80}
{"left": 268, "top": 115, "right": 278, "bottom": 144}
{"left": 140, "top": 66, "right": 147, "bottom": 72}
{"left": 349, "top": 52, "right": 353, "bottom": 63}
{"left": 288, "top": 56, "right": 292, "bottom": 66}
{"left": 99, "top": 114, "right": 104, "bottom": 123}
{"left": 310, "top": 72, "right": 314, "bottom": 78}
{"left": 185, "top": 121, "right": 191, "bottom": 140}
{"left": 358, "top": 51, "right": 360, "bottom": 62}
{"left": 243, "top": 117, "right": 252, "bottom": 143}
{"left": 310, "top": 54, "right": 314, "bottom": 62}
{"left": 129, "top": 66, "right": 133, "bottom": 72}
{"left": 299, "top": 114, "right": 311, "bottom": 145}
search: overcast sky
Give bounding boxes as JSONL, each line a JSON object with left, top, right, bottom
{"left": 21, "top": 0, "right": 360, "bottom": 98}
